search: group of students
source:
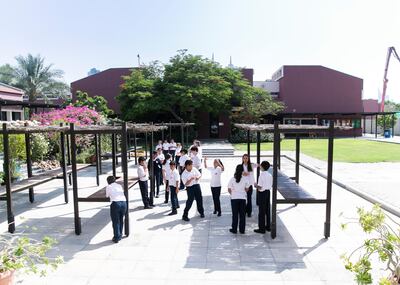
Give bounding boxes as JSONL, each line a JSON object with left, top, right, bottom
{"left": 105, "top": 139, "right": 273, "bottom": 243}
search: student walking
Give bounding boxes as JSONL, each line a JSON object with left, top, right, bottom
{"left": 175, "top": 143, "right": 182, "bottom": 165}
{"left": 228, "top": 165, "right": 249, "bottom": 234}
{"left": 242, "top": 154, "right": 258, "bottom": 217}
{"left": 137, "top": 156, "right": 152, "bottom": 209}
{"left": 148, "top": 151, "right": 162, "bottom": 198}
{"left": 254, "top": 161, "right": 272, "bottom": 233}
{"left": 105, "top": 176, "right": 127, "bottom": 243}
{"left": 162, "top": 154, "right": 172, "bottom": 204}
{"left": 190, "top": 146, "right": 202, "bottom": 173}
{"left": 168, "top": 161, "right": 180, "bottom": 215}
{"left": 204, "top": 157, "right": 224, "bottom": 216}
{"left": 181, "top": 160, "right": 205, "bottom": 221}
{"left": 178, "top": 149, "right": 190, "bottom": 189}
{"left": 169, "top": 139, "right": 177, "bottom": 159}
{"left": 162, "top": 140, "right": 170, "bottom": 157}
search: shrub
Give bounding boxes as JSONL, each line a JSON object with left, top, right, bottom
{"left": 0, "top": 134, "right": 26, "bottom": 179}
{"left": 229, "top": 127, "right": 276, "bottom": 143}
{"left": 31, "top": 134, "right": 50, "bottom": 162}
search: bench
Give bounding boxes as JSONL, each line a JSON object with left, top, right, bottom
{"left": 0, "top": 164, "right": 92, "bottom": 197}
{"left": 77, "top": 176, "right": 139, "bottom": 202}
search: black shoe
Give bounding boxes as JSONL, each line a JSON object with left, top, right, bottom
{"left": 182, "top": 216, "right": 190, "bottom": 222}
{"left": 217, "top": 212, "right": 221, "bottom": 217}
{"left": 266, "top": 227, "right": 271, "bottom": 232}
{"left": 168, "top": 211, "right": 177, "bottom": 216}
{"left": 155, "top": 195, "right": 159, "bottom": 198}
{"left": 229, "top": 229, "right": 237, "bottom": 234}
{"left": 247, "top": 213, "right": 251, "bottom": 218}
{"left": 149, "top": 204, "right": 155, "bottom": 207}
{"left": 144, "top": 206, "right": 153, "bottom": 209}
{"left": 213, "top": 211, "right": 217, "bottom": 214}
{"left": 200, "top": 214, "right": 205, "bottom": 218}
{"left": 254, "top": 229, "right": 266, "bottom": 234}
{"left": 240, "top": 231, "right": 245, "bottom": 234}
{"left": 177, "top": 205, "right": 180, "bottom": 209}
{"left": 112, "top": 238, "right": 119, "bottom": 243}
{"left": 163, "top": 201, "right": 168, "bottom": 204}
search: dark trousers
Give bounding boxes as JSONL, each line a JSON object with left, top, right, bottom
{"left": 139, "top": 180, "right": 150, "bottom": 207}
{"left": 211, "top": 186, "right": 221, "bottom": 213}
{"left": 110, "top": 201, "right": 127, "bottom": 240}
{"left": 179, "top": 167, "right": 185, "bottom": 189}
{"left": 163, "top": 150, "right": 169, "bottom": 157}
{"left": 246, "top": 185, "right": 253, "bottom": 216}
{"left": 155, "top": 172, "right": 161, "bottom": 196}
{"left": 231, "top": 199, "right": 246, "bottom": 233}
{"left": 164, "top": 180, "right": 169, "bottom": 202}
{"left": 257, "top": 190, "right": 271, "bottom": 231}
{"left": 175, "top": 155, "right": 181, "bottom": 165}
{"left": 169, "top": 150, "right": 176, "bottom": 160}
{"left": 170, "top": 185, "right": 179, "bottom": 210}
{"left": 183, "top": 184, "right": 204, "bottom": 217}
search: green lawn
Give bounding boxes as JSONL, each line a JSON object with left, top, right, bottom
{"left": 234, "top": 139, "right": 400, "bottom": 163}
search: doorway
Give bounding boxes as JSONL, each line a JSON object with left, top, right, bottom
{"left": 209, "top": 114, "right": 219, "bottom": 138}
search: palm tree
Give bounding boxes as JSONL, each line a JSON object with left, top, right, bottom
{"left": 13, "top": 54, "right": 69, "bottom": 102}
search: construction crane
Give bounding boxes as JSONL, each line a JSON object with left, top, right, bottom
{"left": 380, "top": 46, "right": 400, "bottom": 112}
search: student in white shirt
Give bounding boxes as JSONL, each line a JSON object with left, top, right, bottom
{"left": 242, "top": 154, "right": 259, "bottom": 218}
{"left": 204, "top": 157, "right": 224, "bottom": 216}
{"left": 190, "top": 146, "right": 202, "bottom": 173}
{"left": 105, "top": 176, "right": 127, "bottom": 243}
{"left": 178, "top": 149, "right": 190, "bottom": 189}
{"left": 228, "top": 165, "right": 249, "bottom": 234}
{"left": 175, "top": 143, "right": 182, "bottom": 165}
{"left": 157, "top": 148, "right": 165, "bottom": 163}
{"left": 137, "top": 156, "right": 152, "bottom": 209}
{"left": 167, "top": 161, "right": 180, "bottom": 215}
{"left": 162, "top": 140, "right": 170, "bottom": 157}
{"left": 162, "top": 154, "right": 172, "bottom": 204}
{"left": 156, "top": 140, "right": 163, "bottom": 151}
{"left": 169, "top": 139, "right": 177, "bottom": 159}
{"left": 254, "top": 161, "right": 273, "bottom": 233}
{"left": 181, "top": 160, "right": 204, "bottom": 221}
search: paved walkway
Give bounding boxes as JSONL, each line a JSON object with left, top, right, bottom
{"left": 0, "top": 158, "right": 396, "bottom": 284}
{"left": 360, "top": 133, "right": 400, "bottom": 144}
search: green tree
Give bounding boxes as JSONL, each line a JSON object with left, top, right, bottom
{"left": 67, "top": 90, "right": 113, "bottom": 117}
{"left": 12, "top": 54, "right": 69, "bottom": 102}
{"left": 118, "top": 50, "right": 283, "bottom": 123}
{"left": 377, "top": 100, "right": 399, "bottom": 131}
{"left": 0, "top": 64, "right": 15, "bottom": 85}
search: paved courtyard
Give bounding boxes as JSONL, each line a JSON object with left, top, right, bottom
{"left": 0, "top": 156, "right": 396, "bottom": 284}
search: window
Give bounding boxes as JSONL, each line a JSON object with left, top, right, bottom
{"left": 12, "top": 112, "right": 21, "bottom": 121}
{"left": 1, "top": 111, "right": 7, "bottom": 121}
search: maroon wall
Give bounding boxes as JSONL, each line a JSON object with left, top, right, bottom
{"left": 279, "top": 66, "right": 363, "bottom": 114}
{"left": 241, "top": 68, "right": 254, "bottom": 86}
{"left": 71, "top": 68, "right": 133, "bottom": 113}
{"left": 362, "top": 99, "right": 379, "bottom": 112}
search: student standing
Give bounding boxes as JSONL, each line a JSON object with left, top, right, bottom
{"left": 190, "top": 146, "right": 202, "bottom": 173}
{"left": 148, "top": 151, "right": 162, "bottom": 198}
{"left": 169, "top": 139, "right": 177, "bottom": 159}
{"left": 156, "top": 140, "right": 163, "bottom": 151}
{"left": 204, "top": 157, "right": 224, "bottom": 216}
{"left": 137, "top": 156, "right": 152, "bottom": 209}
{"left": 228, "top": 165, "right": 249, "bottom": 234}
{"left": 181, "top": 160, "right": 205, "bottom": 221}
{"left": 168, "top": 161, "right": 180, "bottom": 215}
{"left": 254, "top": 161, "right": 272, "bottom": 233}
{"left": 162, "top": 154, "right": 172, "bottom": 204}
{"left": 178, "top": 149, "right": 190, "bottom": 189}
{"left": 175, "top": 143, "right": 182, "bottom": 165}
{"left": 242, "top": 154, "right": 258, "bottom": 218}
{"left": 162, "top": 140, "right": 170, "bottom": 157}
{"left": 105, "top": 176, "right": 127, "bottom": 243}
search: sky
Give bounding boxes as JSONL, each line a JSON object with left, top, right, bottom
{"left": 1, "top": 0, "right": 400, "bottom": 102}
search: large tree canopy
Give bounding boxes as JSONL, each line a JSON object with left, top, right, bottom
{"left": 118, "top": 51, "right": 284, "bottom": 123}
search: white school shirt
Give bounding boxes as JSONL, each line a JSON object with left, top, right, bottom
{"left": 163, "top": 142, "right": 170, "bottom": 151}
{"left": 207, "top": 166, "right": 223, "bottom": 187}
{"left": 168, "top": 168, "right": 180, "bottom": 186}
{"left": 181, "top": 168, "right": 201, "bottom": 187}
{"left": 106, "top": 182, "right": 127, "bottom": 202}
{"left": 179, "top": 154, "right": 190, "bottom": 167}
{"left": 137, "top": 165, "right": 148, "bottom": 181}
{"left": 191, "top": 153, "right": 202, "bottom": 170}
{"left": 242, "top": 163, "right": 256, "bottom": 186}
{"left": 228, "top": 177, "right": 249, "bottom": 200}
{"left": 162, "top": 159, "right": 171, "bottom": 179}
{"left": 156, "top": 144, "right": 162, "bottom": 151}
{"left": 169, "top": 142, "right": 177, "bottom": 150}
{"left": 258, "top": 170, "right": 273, "bottom": 192}
{"left": 175, "top": 146, "right": 182, "bottom": 156}
{"left": 157, "top": 153, "right": 165, "bottom": 162}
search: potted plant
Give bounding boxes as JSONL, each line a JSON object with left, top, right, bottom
{"left": 0, "top": 229, "right": 63, "bottom": 285}
{"left": 341, "top": 205, "right": 400, "bottom": 284}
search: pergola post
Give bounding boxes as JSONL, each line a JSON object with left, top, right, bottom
{"left": 247, "top": 130, "right": 250, "bottom": 156}
{"left": 186, "top": 125, "right": 189, "bottom": 146}
{"left": 3, "top": 123, "right": 15, "bottom": 233}
{"left": 24, "top": 124, "right": 34, "bottom": 203}
{"left": 149, "top": 129, "right": 155, "bottom": 206}
{"left": 383, "top": 114, "right": 386, "bottom": 134}
{"left": 392, "top": 114, "right": 395, "bottom": 137}
{"left": 111, "top": 133, "right": 117, "bottom": 177}
{"left": 121, "top": 122, "right": 130, "bottom": 236}
{"left": 363, "top": 116, "right": 366, "bottom": 135}
{"left": 145, "top": 132, "right": 148, "bottom": 160}
{"left": 169, "top": 121, "right": 172, "bottom": 139}
{"left": 375, "top": 114, "right": 378, "bottom": 138}
{"left": 134, "top": 131, "right": 138, "bottom": 165}
{"left": 70, "top": 123, "right": 81, "bottom": 235}
{"left": 60, "top": 124, "right": 68, "bottom": 203}
{"left": 256, "top": 131, "right": 261, "bottom": 206}
{"left": 66, "top": 132, "right": 71, "bottom": 165}
{"left": 181, "top": 125, "right": 184, "bottom": 146}
{"left": 271, "top": 121, "right": 279, "bottom": 239}
{"left": 94, "top": 134, "right": 100, "bottom": 186}
{"left": 295, "top": 135, "right": 300, "bottom": 184}
{"left": 324, "top": 120, "right": 334, "bottom": 239}
{"left": 161, "top": 123, "right": 164, "bottom": 141}
{"left": 98, "top": 134, "right": 102, "bottom": 174}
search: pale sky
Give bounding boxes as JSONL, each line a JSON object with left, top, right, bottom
{"left": 1, "top": 0, "right": 400, "bottom": 102}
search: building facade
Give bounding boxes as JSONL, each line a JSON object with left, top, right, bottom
{"left": 0, "top": 82, "right": 25, "bottom": 121}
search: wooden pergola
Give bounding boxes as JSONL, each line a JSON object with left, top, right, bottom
{"left": 235, "top": 121, "right": 351, "bottom": 239}
{"left": 0, "top": 121, "right": 166, "bottom": 235}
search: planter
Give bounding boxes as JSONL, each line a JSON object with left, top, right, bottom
{"left": 0, "top": 270, "right": 15, "bottom": 285}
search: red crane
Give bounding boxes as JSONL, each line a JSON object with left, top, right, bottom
{"left": 380, "top": 46, "right": 400, "bottom": 112}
